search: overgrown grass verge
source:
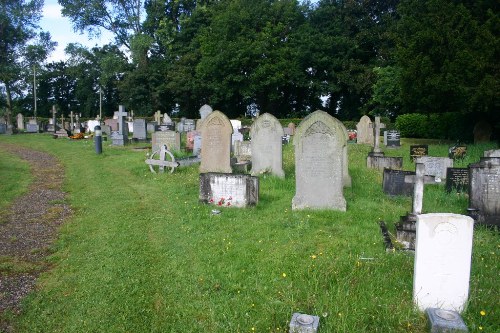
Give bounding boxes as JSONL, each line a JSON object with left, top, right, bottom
{"left": 0, "top": 134, "right": 497, "bottom": 333}
{"left": 0, "top": 147, "right": 33, "bottom": 215}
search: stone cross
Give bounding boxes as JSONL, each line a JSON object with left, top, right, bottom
{"left": 372, "top": 116, "right": 385, "bottom": 153}
{"left": 405, "top": 163, "right": 425, "bottom": 215}
{"left": 154, "top": 110, "right": 162, "bottom": 125}
{"left": 51, "top": 105, "right": 57, "bottom": 132}
{"left": 116, "top": 105, "right": 128, "bottom": 134}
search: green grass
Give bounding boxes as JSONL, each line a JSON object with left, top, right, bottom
{"left": 0, "top": 134, "right": 498, "bottom": 332}
{"left": 0, "top": 147, "right": 33, "bottom": 214}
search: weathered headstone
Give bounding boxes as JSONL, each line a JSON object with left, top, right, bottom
{"left": 104, "top": 118, "right": 118, "bottom": 131}
{"left": 384, "top": 130, "right": 401, "bottom": 148}
{"left": 146, "top": 122, "right": 156, "bottom": 133}
{"left": 250, "top": 113, "right": 284, "bottom": 178}
{"left": 445, "top": 168, "right": 469, "bottom": 193}
{"left": 292, "top": 110, "right": 346, "bottom": 211}
{"left": 199, "top": 110, "right": 233, "bottom": 173}
{"left": 183, "top": 119, "right": 196, "bottom": 132}
{"left": 468, "top": 158, "right": 500, "bottom": 226}
{"left": 415, "top": 156, "right": 454, "bottom": 181}
{"left": 410, "top": 145, "right": 428, "bottom": 162}
{"left": 287, "top": 122, "right": 296, "bottom": 135}
{"left": 132, "top": 119, "right": 147, "bottom": 140}
{"left": 16, "top": 113, "right": 24, "bottom": 130}
{"left": 426, "top": 308, "right": 468, "bottom": 333}
{"left": 367, "top": 156, "right": 403, "bottom": 170}
{"left": 383, "top": 169, "right": 415, "bottom": 196}
{"left": 234, "top": 140, "right": 252, "bottom": 162}
{"left": 356, "top": 115, "right": 373, "bottom": 145}
{"left": 473, "top": 120, "right": 492, "bottom": 143}
{"left": 151, "top": 130, "right": 180, "bottom": 152}
{"left": 199, "top": 104, "right": 213, "bottom": 120}
{"left": 199, "top": 173, "right": 258, "bottom": 207}
{"left": 413, "top": 213, "right": 474, "bottom": 312}
{"left": 484, "top": 149, "right": 500, "bottom": 157}
{"left": 111, "top": 105, "right": 129, "bottom": 146}
{"left": 26, "top": 118, "right": 39, "bottom": 133}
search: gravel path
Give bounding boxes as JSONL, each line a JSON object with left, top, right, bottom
{"left": 0, "top": 143, "right": 72, "bottom": 332}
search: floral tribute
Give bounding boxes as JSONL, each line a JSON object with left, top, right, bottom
{"left": 209, "top": 196, "right": 233, "bottom": 207}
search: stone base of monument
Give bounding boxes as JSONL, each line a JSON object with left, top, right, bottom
{"left": 379, "top": 221, "right": 394, "bottom": 251}
{"left": 289, "top": 313, "right": 320, "bottom": 333}
{"left": 55, "top": 129, "right": 69, "bottom": 138}
{"left": 426, "top": 308, "right": 468, "bottom": 333}
{"left": 231, "top": 160, "right": 251, "bottom": 173}
{"left": 199, "top": 173, "right": 258, "bottom": 208}
{"left": 111, "top": 132, "right": 129, "bottom": 146}
{"left": 395, "top": 214, "right": 417, "bottom": 250}
{"left": 367, "top": 152, "right": 403, "bottom": 170}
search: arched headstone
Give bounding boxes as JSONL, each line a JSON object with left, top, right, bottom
{"left": 356, "top": 115, "right": 373, "bottom": 145}
{"left": 250, "top": 113, "right": 284, "bottom": 178}
{"left": 199, "top": 111, "right": 233, "bottom": 173}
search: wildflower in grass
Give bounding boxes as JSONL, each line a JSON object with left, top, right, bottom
{"left": 282, "top": 272, "right": 286, "bottom": 278}
{"left": 479, "top": 326, "right": 483, "bottom": 330}
{"left": 480, "top": 310, "right": 486, "bottom": 316}
{"left": 311, "top": 254, "right": 317, "bottom": 259}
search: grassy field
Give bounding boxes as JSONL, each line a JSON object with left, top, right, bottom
{"left": 0, "top": 134, "right": 498, "bottom": 333}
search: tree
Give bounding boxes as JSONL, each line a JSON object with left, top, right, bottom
{"left": 0, "top": 0, "right": 53, "bottom": 116}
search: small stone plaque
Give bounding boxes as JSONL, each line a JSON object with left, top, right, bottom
{"left": 26, "top": 123, "right": 39, "bottom": 133}
{"left": 448, "top": 145, "right": 467, "bottom": 159}
{"left": 199, "top": 173, "right": 258, "bottom": 208}
{"left": 383, "top": 169, "right": 415, "bottom": 196}
{"left": 446, "top": 168, "right": 469, "bottom": 193}
{"left": 289, "top": 313, "right": 320, "bottom": 333}
{"left": 410, "top": 145, "right": 428, "bottom": 162}
{"left": 426, "top": 308, "right": 468, "bottom": 333}
{"left": 367, "top": 154, "right": 403, "bottom": 170}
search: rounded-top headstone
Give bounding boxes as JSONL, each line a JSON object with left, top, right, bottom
{"left": 199, "top": 104, "right": 213, "bottom": 120}
{"left": 199, "top": 110, "right": 233, "bottom": 173}
{"left": 250, "top": 113, "right": 284, "bottom": 178}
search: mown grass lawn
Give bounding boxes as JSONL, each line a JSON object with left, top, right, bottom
{"left": 0, "top": 134, "right": 498, "bottom": 333}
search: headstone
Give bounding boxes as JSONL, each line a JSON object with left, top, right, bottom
{"left": 146, "top": 122, "right": 156, "bottom": 133}
{"left": 199, "top": 173, "right": 258, "bottom": 207}
{"left": 87, "top": 120, "right": 100, "bottom": 133}
{"left": 111, "top": 105, "right": 129, "bottom": 146}
{"left": 104, "top": 118, "right": 118, "bottom": 131}
{"left": 193, "top": 133, "right": 202, "bottom": 156}
{"left": 410, "top": 145, "right": 428, "bottom": 162}
{"left": 184, "top": 119, "right": 196, "bottom": 132}
{"left": 16, "top": 113, "right": 24, "bottom": 130}
{"left": 448, "top": 144, "right": 467, "bottom": 160}
{"left": 287, "top": 122, "right": 296, "bottom": 135}
{"left": 415, "top": 156, "right": 453, "bottom": 181}
{"left": 385, "top": 130, "right": 400, "bottom": 147}
{"left": 289, "top": 313, "right": 320, "bottom": 333}
{"left": 26, "top": 119, "right": 39, "bottom": 133}
{"left": 372, "top": 116, "right": 385, "bottom": 153}
{"left": 132, "top": 119, "right": 147, "bottom": 140}
{"left": 445, "top": 168, "right": 469, "bottom": 193}
{"left": 230, "top": 119, "right": 242, "bottom": 133}
{"left": 468, "top": 158, "right": 500, "bottom": 226}
{"left": 250, "top": 113, "right": 284, "bottom": 178}
{"left": 234, "top": 140, "right": 252, "bottom": 162}
{"left": 292, "top": 110, "right": 346, "bottom": 211}
{"left": 199, "top": 111, "right": 233, "bottom": 173}
{"left": 484, "top": 149, "right": 500, "bottom": 158}
{"left": 426, "top": 308, "right": 468, "bottom": 333}
{"left": 413, "top": 213, "right": 474, "bottom": 312}
{"left": 383, "top": 169, "right": 415, "bottom": 196}
{"left": 231, "top": 131, "right": 244, "bottom": 147}
{"left": 367, "top": 156, "right": 403, "bottom": 170}
{"left": 355, "top": 115, "right": 373, "bottom": 145}
{"left": 162, "top": 113, "right": 172, "bottom": 124}
{"left": 100, "top": 125, "right": 111, "bottom": 136}
{"left": 199, "top": 104, "right": 213, "bottom": 121}
{"left": 0, "top": 123, "right": 6, "bottom": 134}
{"left": 127, "top": 121, "right": 133, "bottom": 134}
{"left": 473, "top": 120, "right": 492, "bottom": 143}
{"left": 151, "top": 130, "right": 180, "bottom": 152}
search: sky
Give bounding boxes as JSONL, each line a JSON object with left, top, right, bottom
{"left": 40, "top": 0, "right": 114, "bottom": 62}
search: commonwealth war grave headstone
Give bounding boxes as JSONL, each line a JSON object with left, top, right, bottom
{"left": 292, "top": 110, "right": 346, "bottom": 211}
{"left": 250, "top": 113, "right": 284, "bottom": 178}
{"left": 199, "top": 110, "right": 233, "bottom": 173}
{"left": 413, "top": 213, "right": 474, "bottom": 312}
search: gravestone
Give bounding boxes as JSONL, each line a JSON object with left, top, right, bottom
{"left": 413, "top": 213, "right": 474, "bottom": 312}
{"left": 484, "top": 149, "right": 500, "bottom": 157}
{"left": 104, "top": 118, "right": 118, "bottom": 131}
{"left": 199, "top": 173, "right": 258, "bottom": 207}
{"left": 16, "top": 113, "right": 24, "bottom": 130}
{"left": 111, "top": 105, "right": 128, "bottom": 146}
{"left": 234, "top": 140, "right": 252, "bottom": 162}
{"left": 448, "top": 144, "right": 467, "bottom": 159}
{"left": 415, "top": 156, "right": 454, "bottom": 181}
{"left": 468, "top": 158, "right": 500, "bottom": 226}
{"left": 162, "top": 113, "right": 172, "bottom": 124}
{"left": 356, "top": 115, "right": 373, "bottom": 145}
{"left": 287, "top": 122, "right": 296, "bottom": 135}
{"left": 426, "top": 308, "right": 468, "bottom": 333}
{"left": 292, "top": 110, "right": 346, "bottom": 211}
{"left": 410, "top": 145, "right": 428, "bottom": 161}
{"left": 250, "top": 113, "right": 284, "bottom": 178}
{"left": 183, "top": 119, "right": 196, "bottom": 132}
{"left": 151, "top": 130, "right": 180, "bottom": 152}
{"left": 445, "top": 168, "right": 469, "bottom": 193}
{"left": 0, "top": 123, "right": 6, "bottom": 134}
{"left": 199, "top": 104, "right": 213, "bottom": 121}
{"left": 231, "top": 131, "right": 244, "bottom": 150}
{"left": 199, "top": 110, "right": 233, "bottom": 173}
{"left": 146, "top": 122, "right": 156, "bottom": 133}
{"left": 384, "top": 130, "right": 401, "bottom": 148}
{"left": 193, "top": 133, "right": 202, "bottom": 156}
{"left": 367, "top": 155, "right": 403, "bottom": 170}
{"left": 289, "top": 313, "right": 320, "bottom": 333}
{"left": 100, "top": 125, "right": 111, "bottom": 136}
{"left": 383, "top": 169, "right": 415, "bottom": 196}
{"left": 26, "top": 118, "right": 39, "bottom": 133}
{"left": 473, "top": 120, "right": 492, "bottom": 143}
{"left": 154, "top": 110, "right": 162, "bottom": 124}
{"left": 132, "top": 119, "right": 147, "bottom": 140}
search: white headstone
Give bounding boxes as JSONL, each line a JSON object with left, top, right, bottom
{"left": 250, "top": 113, "right": 284, "bottom": 178}
{"left": 16, "top": 113, "right": 24, "bottom": 130}
{"left": 413, "top": 213, "right": 474, "bottom": 312}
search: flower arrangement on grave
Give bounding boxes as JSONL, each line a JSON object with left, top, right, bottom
{"left": 209, "top": 196, "right": 233, "bottom": 207}
{"left": 69, "top": 133, "right": 85, "bottom": 140}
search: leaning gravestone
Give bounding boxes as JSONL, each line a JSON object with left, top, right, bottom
{"left": 413, "top": 213, "right": 474, "bottom": 312}
{"left": 152, "top": 130, "right": 180, "bottom": 152}
{"left": 199, "top": 110, "right": 233, "bottom": 173}
{"left": 199, "top": 173, "right": 258, "bottom": 207}
{"left": 415, "top": 156, "right": 453, "bottom": 181}
{"left": 445, "top": 168, "right": 469, "bottom": 193}
{"left": 292, "top": 110, "right": 346, "bottom": 211}
{"left": 468, "top": 157, "right": 500, "bottom": 226}
{"left": 410, "top": 145, "right": 428, "bottom": 162}
{"left": 132, "top": 119, "right": 147, "bottom": 140}
{"left": 356, "top": 115, "right": 373, "bottom": 145}
{"left": 250, "top": 113, "right": 284, "bottom": 178}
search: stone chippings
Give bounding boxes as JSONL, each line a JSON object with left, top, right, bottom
{"left": 0, "top": 143, "right": 72, "bottom": 330}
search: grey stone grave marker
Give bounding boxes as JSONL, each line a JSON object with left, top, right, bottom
{"left": 111, "top": 105, "right": 128, "bottom": 146}
{"left": 132, "top": 119, "right": 147, "bottom": 140}
{"left": 384, "top": 130, "right": 400, "bottom": 148}
{"left": 26, "top": 118, "right": 39, "bottom": 133}
{"left": 445, "top": 168, "right": 469, "bottom": 193}
{"left": 383, "top": 169, "right": 415, "bottom": 196}
{"left": 289, "top": 313, "right": 320, "bottom": 333}
{"left": 426, "top": 308, "right": 468, "bottom": 333}
{"left": 415, "top": 156, "right": 454, "bottom": 181}
{"left": 468, "top": 157, "right": 500, "bottom": 226}
{"left": 199, "top": 104, "right": 213, "bottom": 121}
{"left": 292, "top": 110, "right": 346, "bottom": 211}
{"left": 199, "top": 110, "right": 233, "bottom": 173}
{"left": 151, "top": 130, "right": 180, "bottom": 152}
{"left": 250, "top": 113, "right": 284, "bottom": 178}
{"left": 16, "top": 113, "right": 24, "bottom": 130}
{"left": 356, "top": 115, "right": 373, "bottom": 145}
{"left": 413, "top": 213, "right": 474, "bottom": 312}
{"left": 199, "top": 173, "right": 258, "bottom": 207}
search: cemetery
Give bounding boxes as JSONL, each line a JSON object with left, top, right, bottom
{"left": 0, "top": 117, "right": 498, "bottom": 332}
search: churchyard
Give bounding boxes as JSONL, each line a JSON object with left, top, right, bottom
{"left": 0, "top": 119, "right": 498, "bottom": 332}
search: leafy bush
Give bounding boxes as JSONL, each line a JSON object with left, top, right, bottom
{"left": 395, "top": 113, "right": 428, "bottom": 138}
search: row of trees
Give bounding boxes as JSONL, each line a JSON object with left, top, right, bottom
{"left": 1, "top": 0, "right": 498, "bottom": 123}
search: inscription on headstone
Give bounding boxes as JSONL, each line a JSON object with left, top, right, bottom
{"left": 199, "top": 173, "right": 258, "bottom": 207}
{"left": 410, "top": 145, "right": 428, "bottom": 162}
{"left": 415, "top": 156, "right": 454, "bottom": 181}
{"left": 199, "top": 110, "right": 233, "bottom": 173}
{"left": 250, "top": 113, "right": 284, "bottom": 178}
{"left": 446, "top": 168, "right": 469, "bottom": 193}
{"left": 152, "top": 130, "right": 180, "bottom": 152}
{"left": 468, "top": 158, "right": 500, "bottom": 226}
{"left": 383, "top": 169, "right": 415, "bottom": 196}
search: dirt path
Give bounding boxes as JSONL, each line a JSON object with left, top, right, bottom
{"left": 0, "top": 143, "right": 72, "bottom": 332}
